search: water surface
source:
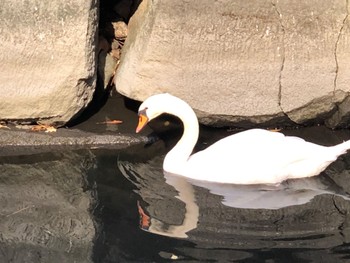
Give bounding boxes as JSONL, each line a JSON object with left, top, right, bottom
{"left": 2, "top": 126, "right": 350, "bottom": 262}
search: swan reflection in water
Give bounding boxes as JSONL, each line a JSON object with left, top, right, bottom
{"left": 118, "top": 157, "right": 199, "bottom": 238}
{"left": 118, "top": 156, "right": 350, "bottom": 239}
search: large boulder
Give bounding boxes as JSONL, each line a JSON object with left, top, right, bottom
{"left": 0, "top": 0, "right": 98, "bottom": 126}
{"left": 115, "top": 0, "right": 350, "bottom": 128}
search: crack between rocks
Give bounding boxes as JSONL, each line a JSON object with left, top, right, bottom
{"left": 334, "top": 0, "right": 349, "bottom": 94}
{"left": 271, "top": 0, "right": 288, "bottom": 118}
{"left": 271, "top": 0, "right": 292, "bottom": 126}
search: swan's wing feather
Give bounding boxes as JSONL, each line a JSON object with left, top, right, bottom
{"left": 188, "top": 129, "right": 332, "bottom": 184}
{"left": 200, "top": 129, "right": 311, "bottom": 160}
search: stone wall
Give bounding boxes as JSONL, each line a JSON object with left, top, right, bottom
{"left": 0, "top": 0, "right": 98, "bottom": 126}
{"left": 115, "top": 0, "right": 350, "bottom": 128}
{"left": 1, "top": 0, "right": 349, "bottom": 128}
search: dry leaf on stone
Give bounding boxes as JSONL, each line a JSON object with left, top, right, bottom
{"left": 45, "top": 126, "right": 57, "bottom": 133}
{"left": 31, "top": 124, "right": 57, "bottom": 133}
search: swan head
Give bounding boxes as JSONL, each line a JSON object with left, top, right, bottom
{"left": 136, "top": 93, "right": 175, "bottom": 133}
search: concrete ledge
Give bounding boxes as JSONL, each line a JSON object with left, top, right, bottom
{"left": 0, "top": 128, "right": 147, "bottom": 156}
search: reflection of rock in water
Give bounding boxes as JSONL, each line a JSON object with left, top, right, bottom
{"left": 0, "top": 150, "right": 96, "bottom": 262}
{"left": 118, "top": 154, "right": 350, "bottom": 252}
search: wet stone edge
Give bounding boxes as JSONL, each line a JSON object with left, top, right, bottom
{"left": 0, "top": 129, "right": 148, "bottom": 156}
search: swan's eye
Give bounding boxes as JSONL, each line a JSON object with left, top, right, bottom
{"left": 138, "top": 107, "right": 148, "bottom": 116}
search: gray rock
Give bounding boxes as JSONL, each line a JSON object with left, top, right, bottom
{"left": 326, "top": 95, "right": 350, "bottom": 128}
{"left": 287, "top": 90, "right": 347, "bottom": 124}
{"left": 278, "top": 0, "right": 350, "bottom": 123}
{"left": 115, "top": 0, "right": 350, "bottom": 128}
{"left": 0, "top": 0, "right": 98, "bottom": 126}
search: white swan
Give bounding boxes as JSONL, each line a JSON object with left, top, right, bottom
{"left": 136, "top": 93, "right": 350, "bottom": 185}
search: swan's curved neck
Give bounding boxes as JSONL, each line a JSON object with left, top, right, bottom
{"left": 163, "top": 99, "right": 199, "bottom": 172}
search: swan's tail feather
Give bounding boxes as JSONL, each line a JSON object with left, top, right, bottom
{"left": 332, "top": 140, "right": 350, "bottom": 156}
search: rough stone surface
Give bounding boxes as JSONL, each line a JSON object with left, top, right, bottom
{"left": 115, "top": 0, "right": 350, "bottom": 128}
{"left": 278, "top": 0, "right": 350, "bottom": 123}
{"left": 0, "top": 0, "right": 98, "bottom": 125}
{"left": 334, "top": 2, "right": 350, "bottom": 95}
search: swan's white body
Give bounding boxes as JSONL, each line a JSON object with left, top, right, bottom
{"left": 137, "top": 93, "right": 350, "bottom": 185}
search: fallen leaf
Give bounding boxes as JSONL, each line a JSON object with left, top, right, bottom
{"left": 137, "top": 201, "right": 150, "bottom": 230}
{"left": 0, "top": 124, "right": 10, "bottom": 129}
{"left": 31, "top": 125, "right": 46, "bottom": 131}
{"left": 31, "top": 124, "right": 57, "bottom": 132}
{"left": 97, "top": 120, "right": 123, "bottom": 125}
{"left": 45, "top": 126, "right": 57, "bottom": 133}
{"left": 268, "top": 128, "right": 282, "bottom": 132}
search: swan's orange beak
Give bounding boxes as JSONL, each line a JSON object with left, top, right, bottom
{"left": 136, "top": 114, "right": 149, "bottom": 133}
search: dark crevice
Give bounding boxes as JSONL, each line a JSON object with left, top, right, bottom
{"left": 68, "top": 0, "right": 143, "bottom": 127}
{"left": 66, "top": 79, "right": 113, "bottom": 127}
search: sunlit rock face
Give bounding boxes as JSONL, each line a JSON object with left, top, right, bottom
{"left": 0, "top": 0, "right": 98, "bottom": 126}
{"left": 115, "top": 0, "right": 350, "bottom": 128}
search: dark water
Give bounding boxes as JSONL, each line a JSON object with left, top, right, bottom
{"left": 2, "top": 126, "right": 350, "bottom": 262}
